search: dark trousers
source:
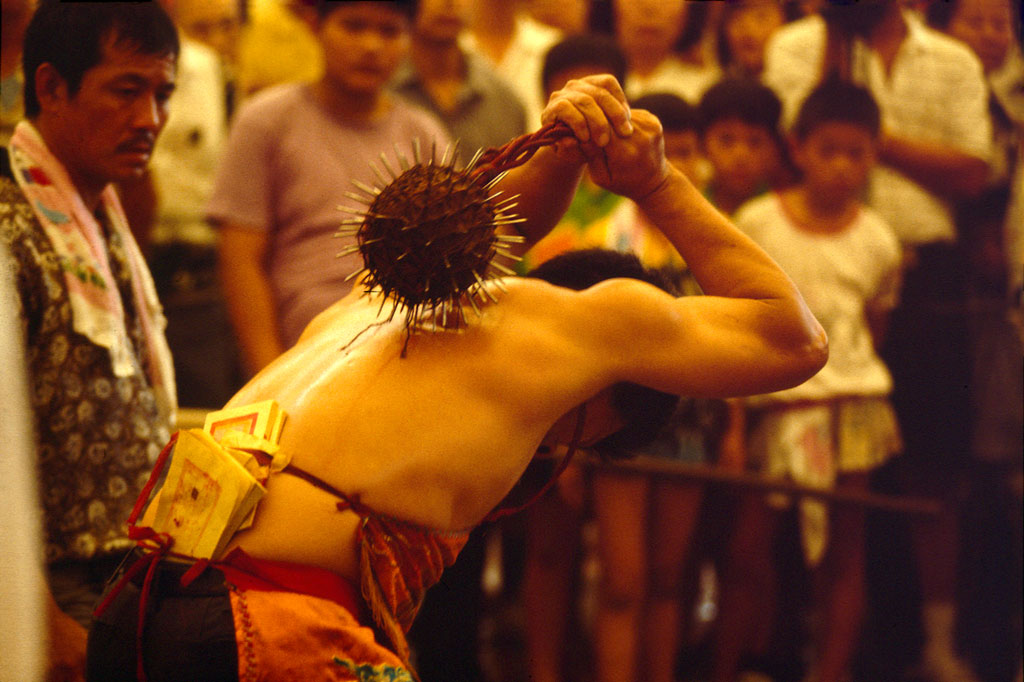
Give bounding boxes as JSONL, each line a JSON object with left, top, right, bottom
{"left": 87, "top": 560, "right": 238, "bottom": 682}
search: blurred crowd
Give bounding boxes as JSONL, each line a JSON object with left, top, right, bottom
{"left": 1, "top": 1, "right": 1020, "bottom": 681}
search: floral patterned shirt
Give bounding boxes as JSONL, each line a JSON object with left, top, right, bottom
{"left": 0, "top": 172, "right": 171, "bottom": 563}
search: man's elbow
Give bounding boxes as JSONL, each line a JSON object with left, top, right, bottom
{"left": 802, "top": 326, "right": 829, "bottom": 377}
{"left": 784, "top": 320, "right": 829, "bottom": 386}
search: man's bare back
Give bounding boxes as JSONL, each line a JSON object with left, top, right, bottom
{"left": 214, "top": 73, "right": 827, "bottom": 587}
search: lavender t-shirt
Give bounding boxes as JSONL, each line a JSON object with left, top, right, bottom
{"left": 206, "top": 83, "right": 450, "bottom": 346}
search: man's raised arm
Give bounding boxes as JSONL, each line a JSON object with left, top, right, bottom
{"left": 539, "top": 76, "right": 828, "bottom": 398}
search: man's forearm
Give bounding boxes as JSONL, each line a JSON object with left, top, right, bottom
{"left": 639, "top": 166, "right": 827, "bottom": 382}
{"left": 638, "top": 167, "right": 804, "bottom": 304}
{"left": 878, "top": 133, "right": 989, "bottom": 199}
{"left": 496, "top": 147, "right": 584, "bottom": 250}
{"left": 218, "top": 258, "right": 284, "bottom": 376}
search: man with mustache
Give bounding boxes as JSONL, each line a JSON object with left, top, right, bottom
{"left": 0, "top": 3, "right": 179, "bottom": 680}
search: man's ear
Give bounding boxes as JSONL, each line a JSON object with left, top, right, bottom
{"left": 34, "top": 63, "right": 70, "bottom": 111}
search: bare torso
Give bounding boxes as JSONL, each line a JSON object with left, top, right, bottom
{"left": 222, "top": 278, "right": 606, "bottom": 582}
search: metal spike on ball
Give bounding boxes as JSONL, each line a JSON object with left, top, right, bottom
{"left": 336, "top": 121, "right": 574, "bottom": 356}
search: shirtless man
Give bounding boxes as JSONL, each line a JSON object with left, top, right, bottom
{"left": 87, "top": 74, "right": 827, "bottom": 682}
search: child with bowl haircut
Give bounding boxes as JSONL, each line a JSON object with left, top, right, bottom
{"left": 696, "top": 78, "right": 786, "bottom": 217}
{"left": 712, "top": 79, "right": 902, "bottom": 682}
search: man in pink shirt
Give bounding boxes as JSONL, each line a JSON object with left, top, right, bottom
{"left": 207, "top": 1, "right": 449, "bottom": 374}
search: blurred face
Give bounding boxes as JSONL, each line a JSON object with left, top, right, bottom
{"left": 703, "top": 118, "right": 776, "bottom": 198}
{"left": 947, "top": 0, "right": 1014, "bottom": 73}
{"left": 614, "top": 0, "right": 687, "bottom": 63}
{"left": 175, "top": 0, "right": 241, "bottom": 63}
{"left": 415, "top": 0, "right": 471, "bottom": 43}
{"left": 793, "top": 121, "right": 876, "bottom": 206}
{"left": 319, "top": 3, "right": 409, "bottom": 95}
{"left": 42, "top": 36, "right": 175, "bottom": 190}
{"left": 724, "top": 1, "right": 785, "bottom": 75}
{"left": 664, "top": 129, "right": 705, "bottom": 186}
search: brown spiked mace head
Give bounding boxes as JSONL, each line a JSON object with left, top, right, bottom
{"left": 337, "top": 122, "right": 573, "bottom": 351}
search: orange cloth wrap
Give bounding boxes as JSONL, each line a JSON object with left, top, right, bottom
{"left": 355, "top": 514, "right": 470, "bottom": 674}
{"left": 219, "top": 549, "right": 415, "bottom": 681}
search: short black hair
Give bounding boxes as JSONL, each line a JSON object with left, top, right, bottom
{"left": 527, "top": 249, "right": 682, "bottom": 459}
{"left": 792, "top": 77, "right": 880, "bottom": 140}
{"left": 924, "top": 0, "right": 958, "bottom": 29}
{"left": 631, "top": 93, "right": 700, "bottom": 134}
{"left": 315, "top": 0, "right": 418, "bottom": 21}
{"left": 542, "top": 34, "right": 628, "bottom": 93}
{"left": 696, "top": 77, "right": 782, "bottom": 136}
{"left": 22, "top": 0, "right": 180, "bottom": 119}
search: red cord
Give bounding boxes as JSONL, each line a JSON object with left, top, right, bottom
{"left": 470, "top": 121, "right": 575, "bottom": 185}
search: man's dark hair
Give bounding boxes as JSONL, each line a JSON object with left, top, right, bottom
{"left": 792, "top": 77, "right": 880, "bottom": 140}
{"left": 924, "top": 0, "right": 959, "bottom": 30}
{"left": 631, "top": 93, "right": 700, "bottom": 134}
{"left": 527, "top": 249, "right": 682, "bottom": 459}
{"left": 22, "top": 0, "right": 180, "bottom": 119}
{"left": 819, "top": 0, "right": 890, "bottom": 38}
{"left": 542, "top": 34, "right": 628, "bottom": 93}
{"left": 696, "top": 77, "right": 782, "bottom": 136}
{"left": 315, "top": 0, "right": 418, "bottom": 21}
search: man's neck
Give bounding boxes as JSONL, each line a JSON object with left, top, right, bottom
{"left": 787, "top": 185, "right": 859, "bottom": 234}
{"left": 804, "top": 185, "right": 852, "bottom": 217}
{"left": 31, "top": 116, "right": 105, "bottom": 212}
{"left": 1, "top": 45, "right": 21, "bottom": 80}
{"left": 866, "top": 6, "right": 908, "bottom": 75}
{"left": 310, "top": 79, "right": 389, "bottom": 123}
{"left": 712, "top": 184, "right": 752, "bottom": 218}
{"left": 471, "top": 0, "right": 517, "bottom": 37}
{"left": 470, "top": 0, "right": 517, "bottom": 65}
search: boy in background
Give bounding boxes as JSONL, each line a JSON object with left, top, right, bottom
{"left": 712, "top": 79, "right": 902, "bottom": 682}
{"left": 208, "top": 0, "right": 449, "bottom": 375}
{"left": 697, "top": 78, "right": 786, "bottom": 217}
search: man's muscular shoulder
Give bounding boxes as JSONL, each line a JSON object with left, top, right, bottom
{"left": 497, "top": 274, "right": 677, "bottom": 331}
{"left": 490, "top": 273, "right": 684, "bottom": 377}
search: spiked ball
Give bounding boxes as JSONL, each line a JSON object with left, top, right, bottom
{"left": 337, "top": 143, "right": 525, "bottom": 332}
{"left": 362, "top": 163, "right": 498, "bottom": 309}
